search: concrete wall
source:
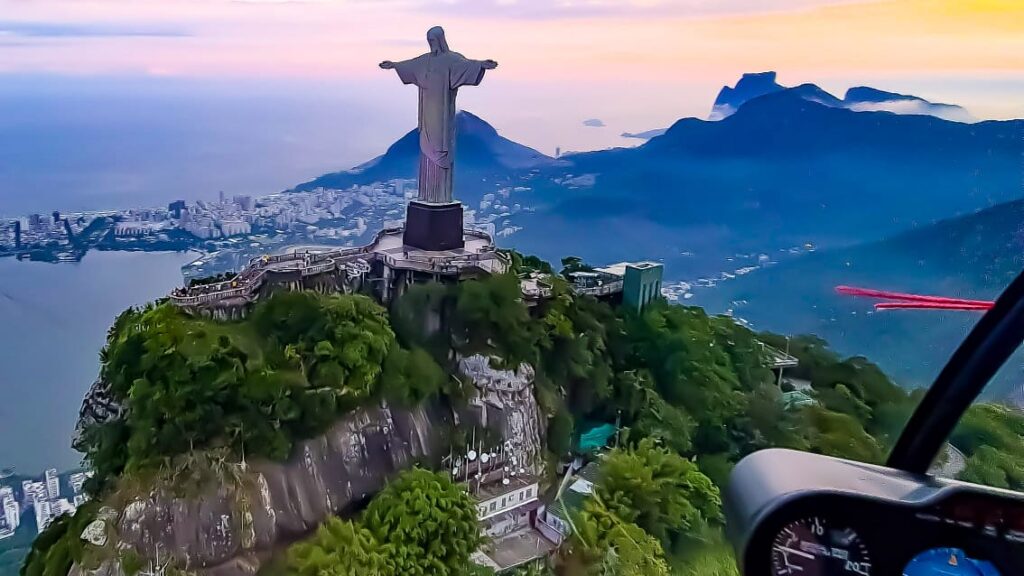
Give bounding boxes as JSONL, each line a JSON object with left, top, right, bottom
{"left": 476, "top": 482, "right": 539, "bottom": 521}
{"left": 623, "top": 263, "right": 663, "bottom": 312}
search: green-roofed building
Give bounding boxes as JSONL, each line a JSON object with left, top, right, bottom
{"left": 538, "top": 461, "right": 602, "bottom": 544}
{"left": 577, "top": 423, "right": 617, "bottom": 453}
{"left": 782, "top": 390, "right": 817, "bottom": 410}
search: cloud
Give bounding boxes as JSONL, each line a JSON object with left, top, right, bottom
{"left": 583, "top": 118, "right": 605, "bottom": 127}
{"left": 0, "top": 21, "right": 189, "bottom": 39}
{"left": 846, "top": 100, "right": 976, "bottom": 123}
{"left": 399, "top": 0, "right": 867, "bottom": 20}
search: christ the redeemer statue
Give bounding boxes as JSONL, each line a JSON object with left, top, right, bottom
{"left": 380, "top": 26, "right": 497, "bottom": 204}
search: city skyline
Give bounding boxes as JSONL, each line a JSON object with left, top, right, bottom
{"left": 0, "top": 468, "right": 92, "bottom": 540}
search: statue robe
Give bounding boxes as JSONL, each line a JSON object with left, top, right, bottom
{"left": 394, "top": 51, "right": 488, "bottom": 204}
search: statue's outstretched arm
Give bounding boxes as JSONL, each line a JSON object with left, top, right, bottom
{"left": 380, "top": 57, "right": 419, "bottom": 70}
{"left": 380, "top": 56, "right": 424, "bottom": 85}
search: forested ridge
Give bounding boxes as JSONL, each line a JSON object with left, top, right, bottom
{"left": 22, "top": 252, "right": 1024, "bottom": 576}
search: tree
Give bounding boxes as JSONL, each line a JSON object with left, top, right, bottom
{"left": 20, "top": 503, "right": 98, "bottom": 576}
{"left": 804, "top": 407, "right": 884, "bottom": 464}
{"left": 559, "top": 256, "right": 594, "bottom": 276}
{"left": 82, "top": 293, "right": 400, "bottom": 486}
{"left": 816, "top": 384, "right": 872, "bottom": 423}
{"left": 953, "top": 404, "right": 1024, "bottom": 490}
{"left": 389, "top": 281, "right": 452, "bottom": 360}
{"left": 379, "top": 346, "right": 447, "bottom": 407}
{"left": 628, "top": 395, "right": 694, "bottom": 455}
{"left": 547, "top": 407, "right": 575, "bottom": 457}
{"left": 363, "top": 469, "right": 482, "bottom": 576}
{"left": 733, "top": 385, "right": 810, "bottom": 454}
{"left": 537, "top": 291, "right": 622, "bottom": 418}
{"left": 623, "top": 304, "right": 745, "bottom": 455}
{"left": 288, "top": 518, "right": 390, "bottom": 576}
{"left": 569, "top": 498, "right": 670, "bottom": 576}
{"left": 960, "top": 445, "right": 1024, "bottom": 490}
{"left": 597, "top": 439, "right": 721, "bottom": 546}
{"left": 504, "top": 250, "right": 554, "bottom": 275}
{"left": 951, "top": 404, "right": 1024, "bottom": 457}
{"left": 451, "top": 273, "right": 537, "bottom": 365}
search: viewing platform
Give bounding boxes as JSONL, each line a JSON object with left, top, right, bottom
{"left": 523, "top": 260, "right": 664, "bottom": 312}
{"left": 761, "top": 342, "right": 799, "bottom": 369}
{"left": 169, "top": 227, "right": 508, "bottom": 314}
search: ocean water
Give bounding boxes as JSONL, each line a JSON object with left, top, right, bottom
{"left": 0, "top": 250, "right": 195, "bottom": 475}
{"left": 0, "top": 75, "right": 414, "bottom": 216}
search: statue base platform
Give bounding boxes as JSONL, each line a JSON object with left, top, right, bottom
{"left": 403, "top": 201, "right": 464, "bottom": 251}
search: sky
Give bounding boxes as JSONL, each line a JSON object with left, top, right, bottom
{"left": 0, "top": 0, "right": 1021, "bottom": 157}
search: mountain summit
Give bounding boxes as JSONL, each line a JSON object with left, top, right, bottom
{"left": 706, "top": 72, "right": 973, "bottom": 123}
{"left": 842, "top": 86, "right": 974, "bottom": 122}
{"left": 294, "top": 111, "right": 558, "bottom": 203}
{"left": 709, "top": 71, "right": 784, "bottom": 120}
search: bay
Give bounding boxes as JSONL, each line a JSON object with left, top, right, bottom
{"left": 0, "top": 250, "right": 194, "bottom": 475}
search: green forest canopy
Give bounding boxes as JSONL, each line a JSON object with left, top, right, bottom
{"left": 29, "top": 252, "right": 1024, "bottom": 576}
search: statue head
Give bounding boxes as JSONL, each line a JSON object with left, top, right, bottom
{"left": 426, "top": 26, "right": 449, "bottom": 54}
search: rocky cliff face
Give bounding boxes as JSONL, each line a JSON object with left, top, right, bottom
{"left": 709, "top": 71, "right": 784, "bottom": 120}
{"left": 71, "top": 354, "right": 548, "bottom": 576}
{"left": 72, "top": 379, "right": 124, "bottom": 453}
{"left": 459, "top": 355, "right": 547, "bottom": 475}
{"left": 73, "top": 403, "right": 448, "bottom": 576}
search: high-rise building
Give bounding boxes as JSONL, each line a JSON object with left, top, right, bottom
{"left": 69, "top": 472, "right": 90, "bottom": 495}
{"left": 22, "top": 480, "right": 46, "bottom": 506}
{"left": 1, "top": 486, "right": 19, "bottom": 533}
{"left": 34, "top": 500, "right": 51, "bottom": 534}
{"left": 44, "top": 469, "right": 59, "bottom": 501}
{"left": 51, "top": 499, "right": 75, "bottom": 519}
{"left": 168, "top": 200, "right": 186, "bottom": 219}
{"left": 233, "top": 195, "right": 254, "bottom": 212}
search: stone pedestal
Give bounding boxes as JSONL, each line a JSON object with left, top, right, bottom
{"left": 403, "top": 201, "right": 464, "bottom": 251}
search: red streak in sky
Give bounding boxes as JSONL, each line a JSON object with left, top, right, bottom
{"left": 835, "top": 286, "right": 994, "bottom": 312}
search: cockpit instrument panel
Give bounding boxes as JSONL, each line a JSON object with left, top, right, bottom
{"left": 726, "top": 449, "right": 1024, "bottom": 576}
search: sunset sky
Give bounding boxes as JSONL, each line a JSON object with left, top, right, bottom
{"left": 1, "top": 0, "right": 1022, "bottom": 153}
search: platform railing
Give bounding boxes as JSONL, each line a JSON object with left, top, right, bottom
{"left": 170, "top": 226, "right": 506, "bottom": 306}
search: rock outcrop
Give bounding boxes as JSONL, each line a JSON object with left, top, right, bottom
{"left": 709, "top": 71, "right": 784, "bottom": 120}
{"left": 72, "top": 379, "right": 124, "bottom": 452}
{"left": 75, "top": 403, "right": 449, "bottom": 576}
{"left": 459, "top": 355, "right": 546, "bottom": 475}
{"left": 71, "top": 356, "right": 548, "bottom": 576}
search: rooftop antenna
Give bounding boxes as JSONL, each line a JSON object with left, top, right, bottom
{"left": 239, "top": 423, "right": 247, "bottom": 472}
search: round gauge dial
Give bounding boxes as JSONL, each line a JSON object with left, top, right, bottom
{"left": 903, "top": 548, "right": 1001, "bottom": 576}
{"left": 771, "top": 517, "right": 872, "bottom": 576}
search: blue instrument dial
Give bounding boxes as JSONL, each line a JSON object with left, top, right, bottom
{"left": 903, "top": 548, "right": 1001, "bottom": 576}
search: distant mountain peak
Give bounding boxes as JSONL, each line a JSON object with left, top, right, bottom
{"left": 842, "top": 87, "right": 974, "bottom": 123}
{"left": 706, "top": 72, "right": 974, "bottom": 123}
{"left": 621, "top": 128, "right": 667, "bottom": 140}
{"left": 292, "top": 110, "right": 558, "bottom": 201}
{"left": 456, "top": 110, "right": 499, "bottom": 137}
{"left": 786, "top": 83, "right": 844, "bottom": 107}
{"left": 709, "top": 71, "right": 785, "bottom": 120}
{"left": 844, "top": 86, "right": 925, "bottom": 104}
